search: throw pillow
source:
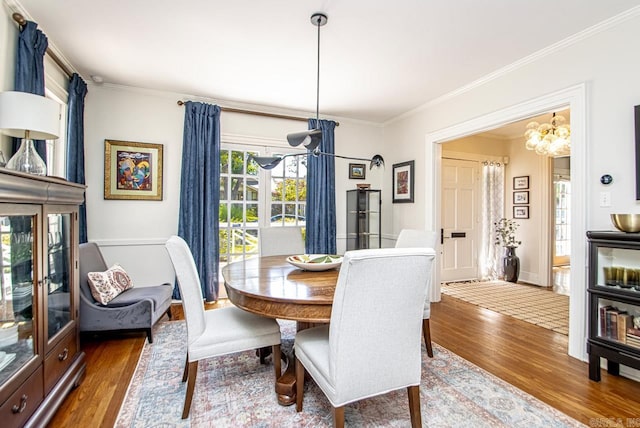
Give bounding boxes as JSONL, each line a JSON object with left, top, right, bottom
{"left": 87, "top": 264, "right": 134, "bottom": 305}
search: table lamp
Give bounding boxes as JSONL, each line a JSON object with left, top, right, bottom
{"left": 0, "top": 91, "right": 60, "bottom": 176}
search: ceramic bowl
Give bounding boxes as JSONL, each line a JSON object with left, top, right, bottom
{"left": 287, "top": 254, "right": 343, "bottom": 271}
{"left": 611, "top": 214, "right": 640, "bottom": 233}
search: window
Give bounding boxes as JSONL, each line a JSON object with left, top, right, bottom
{"left": 269, "top": 154, "right": 307, "bottom": 227}
{"left": 44, "top": 56, "right": 69, "bottom": 178}
{"left": 218, "top": 144, "right": 307, "bottom": 268}
{"left": 44, "top": 89, "right": 67, "bottom": 178}
{"left": 219, "top": 148, "right": 260, "bottom": 265}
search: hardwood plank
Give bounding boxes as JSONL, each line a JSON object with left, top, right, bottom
{"left": 47, "top": 298, "right": 640, "bottom": 427}
{"left": 431, "top": 295, "right": 640, "bottom": 425}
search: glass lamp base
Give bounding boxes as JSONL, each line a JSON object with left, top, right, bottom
{"left": 6, "top": 139, "right": 47, "bottom": 176}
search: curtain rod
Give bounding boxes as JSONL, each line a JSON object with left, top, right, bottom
{"left": 12, "top": 12, "right": 74, "bottom": 78}
{"left": 177, "top": 100, "right": 339, "bottom": 126}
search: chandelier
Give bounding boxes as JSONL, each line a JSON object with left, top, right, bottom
{"left": 252, "top": 13, "right": 384, "bottom": 171}
{"left": 524, "top": 113, "right": 571, "bottom": 157}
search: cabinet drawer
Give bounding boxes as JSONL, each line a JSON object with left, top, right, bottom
{"left": 44, "top": 332, "right": 78, "bottom": 394}
{"left": 0, "top": 366, "right": 44, "bottom": 428}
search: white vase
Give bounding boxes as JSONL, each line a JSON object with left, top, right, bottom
{"left": 6, "top": 139, "right": 47, "bottom": 176}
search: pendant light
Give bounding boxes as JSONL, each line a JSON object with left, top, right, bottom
{"left": 286, "top": 12, "right": 327, "bottom": 151}
{"left": 252, "top": 13, "right": 384, "bottom": 171}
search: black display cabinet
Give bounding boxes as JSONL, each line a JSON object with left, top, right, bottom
{"left": 586, "top": 230, "right": 640, "bottom": 381}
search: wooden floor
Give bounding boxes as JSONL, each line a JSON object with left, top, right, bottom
{"left": 48, "top": 297, "right": 640, "bottom": 427}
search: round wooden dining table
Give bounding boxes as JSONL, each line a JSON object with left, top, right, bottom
{"left": 221, "top": 255, "right": 340, "bottom": 405}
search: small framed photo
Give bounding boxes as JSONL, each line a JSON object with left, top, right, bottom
{"left": 104, "top": 139, "right": 164, "bottom": 200}
{"left": 513, "top": 191, "right": 529, "bottom": 205}
{"left": 513, "top": 176, "right": 529, "bottom": 190}
{"left": 513, "top": 206, "right": 530, "bottom": 219}
{"left": 392, "top": 160, "right": 415, "bottom": 203}
{"left": 349, "top": 163, "right": 366, "bottom": 179}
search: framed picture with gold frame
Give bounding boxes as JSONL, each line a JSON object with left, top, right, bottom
{"left": 104, "top": 139, "right": 163, "bottom": 200}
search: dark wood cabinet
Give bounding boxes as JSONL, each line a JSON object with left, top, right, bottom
{"left": 346, "top": 189, "right": 381, "bottom": 251}
{"left": 587, "top": 231, "right": 640, "bottom": 381}
{"left": 0, "top": 170, "right": 86, "bottom": 427}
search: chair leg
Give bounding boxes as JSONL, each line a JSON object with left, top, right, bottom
{"left": 407, "top": 385, "right": 421, "bottom": 428}
{"left": 422, "top": 318, "right": 434, "bottom": 358}
{"left": 182, "top": 360, "right": 198, "bottom": 419}
{"left": 146, "top": 328, "right": 153, "bottom": 344}
{"left": 273, "top": 344, "right": 282, "bottom": 378}
{"left": 333, "top": 406, "right": 345, "bottom": 428}
{"left": 257, "top": 346, "right": 272, "bottom": 364}
{"left": 182, "top": 353, "right": 189, "bottom": 382}
{"left": 295, "top": 358, "right": 305, "bottom": 412}
{"left": 166, "top": 306, "right": 173, "bottom": 320}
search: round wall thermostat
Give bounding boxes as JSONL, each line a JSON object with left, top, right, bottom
{"left": 600, "top": 174, "right": 613, "bottom": 185}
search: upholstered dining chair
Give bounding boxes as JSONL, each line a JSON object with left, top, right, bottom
{"left": 259, "top": 226, "right": 305, "bottom": 256}
{"left": 396, "top": 228, "right": 437, "bottom": 357}
{"left": 294, "top": 247, "right": 436, "bottom": 428}
{"left": 165, "top": 235, "right": 282, "bottom": 419}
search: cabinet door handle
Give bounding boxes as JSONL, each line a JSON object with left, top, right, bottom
{"left": 12, "top": 394, "right": 28, "bottom": 414}
{"left": 58, "top": 348, "right": 69, "bottom": 361}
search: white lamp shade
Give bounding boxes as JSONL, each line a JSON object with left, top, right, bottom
{"left": 0, "top": 91, "right": 60, "bottom": 140}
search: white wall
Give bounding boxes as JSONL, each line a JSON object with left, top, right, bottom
{"left": 383, "top": 11, "right": 640, "bottom": 363}
{"left": 83, "top": 85, "right": 385, "bottom": 285}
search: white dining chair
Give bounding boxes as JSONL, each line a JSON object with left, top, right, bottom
{"left": 165, "top": 235, "right": 282, "bottom": 419}
{"left": 259, "top": 226, "right": 305, "bottom": 256}
{"left": 294, "top": 247, "right": 436, "bottom": 428}
{"left": 396, "top": 228, "right": 438, "bottom": 357}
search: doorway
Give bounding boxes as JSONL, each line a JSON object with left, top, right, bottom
{"left": 425, "top": 84, "right": 587, "bottom": 360}
{"left": 439, "top": 111, "right": 571, "bottom": 288}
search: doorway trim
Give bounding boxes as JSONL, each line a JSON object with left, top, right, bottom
{"left": 425, "top": 83, "right": 586, "bottom": 360}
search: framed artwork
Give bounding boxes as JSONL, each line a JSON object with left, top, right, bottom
{"left": 513, "top": 176, "right": 529, "bottom": 190}
{"left": 513, "top": 191, "right": 529, "bottom": 204}
{"left": 513, "top": 205, "right": 530, "bottom": 219}
{"left": 392, "top": 160, "right": 414, "bottom": 203}
{"left": 349, "top": 163, "right": 366, "bottom": 179}
{"left": 104, "top": 139, "right": 164, "bottom": 200}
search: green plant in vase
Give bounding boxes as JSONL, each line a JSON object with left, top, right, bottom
{"left": 494, "top": 218, "right": 521, "bottom": 283}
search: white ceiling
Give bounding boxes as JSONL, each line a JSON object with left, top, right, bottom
{"left": 11, "top": 0, "right": 640, "bottom": 123}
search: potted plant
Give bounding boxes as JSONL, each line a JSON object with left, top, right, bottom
{"left": 494, "top": 218, "right": 521, "bottom": 282}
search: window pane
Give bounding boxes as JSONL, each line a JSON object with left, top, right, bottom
{"left": 247, "top": 152, "right": 258, "bottom": 176}
{"left": 220, "top": 150, "right": 229, "bottom": 174}
{"left": 230, "top": 178, "right": 244, "bottom": 201}
{"left": 283, "top": 156, "right": 298, "bottom": 178}
{"left": 270, "top": 204, "right": 283, "bottom": 226}
{"left": 230, "top": 203, "right": 244, "bottom": 224}
{"left": 246, "top": 204, "right": 258, "bottom": 226}
{"left": 271, "top": 178, "right": 283, "bottom": 202}
{"left": 219, "top": 203, "right": 229, "bottom": 223}
{"left": 245, "top": 229, "right": 258, "bottom": 254}
{"left": 246, "top": 178, "right": 258, "bottom": 201}
{"left": 219, "top": 230, "right": 229, "bottom": 257}
{"left": 231, "top": 151, "right": 244, "bottom": 174}
{"left": 297, "top": 179, "right": 306, "bottom": 202}
{"left": 220, "top": 177, "right": 228, "bottom": 200}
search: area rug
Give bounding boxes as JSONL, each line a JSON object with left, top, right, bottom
{"left": 115, "top": 320, "right": 583, "bottom": 427}
{"left": 441, "top": 280, "right": 569, "bottom": 335}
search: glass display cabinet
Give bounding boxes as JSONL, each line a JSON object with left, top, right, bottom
{"left": 346, "top": 189, "right": 381, "bottom": 251}
{"left": 586, "top": 231, "right": 640, "bottom": 381}
{"left": 0, "top": 170, "right": 85, "bottom": 428}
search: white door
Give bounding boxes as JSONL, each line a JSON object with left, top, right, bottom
{"left": 440, "top": 158, "right": 479, "bottom": 282}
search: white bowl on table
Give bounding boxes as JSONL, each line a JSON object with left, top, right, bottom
{"left": 286, "top": 254, "right": 343, "bottom": 271}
